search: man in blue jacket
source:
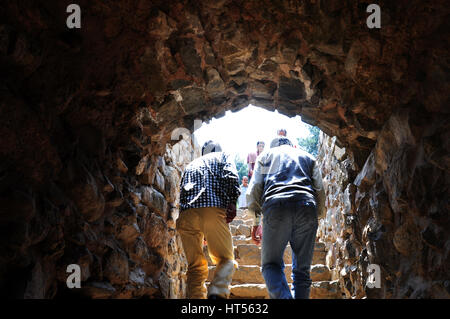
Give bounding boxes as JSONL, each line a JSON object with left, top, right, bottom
{"left": 246, "top": 136, "right": 326, "bottom": 299}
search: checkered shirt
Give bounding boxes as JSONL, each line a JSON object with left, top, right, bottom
{"left": 179, "top": 152, "right": 241, "bottom": 212}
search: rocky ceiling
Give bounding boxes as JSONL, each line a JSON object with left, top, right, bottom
{"left": 2, "top": 0, "right": 448, "bottom": 178}
{"left": 0, "top": 0, "right": 448, "bottom": 298}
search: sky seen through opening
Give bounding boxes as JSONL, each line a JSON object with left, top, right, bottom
{"left": 193, "top": 105, "right": 312, "bottom": 160}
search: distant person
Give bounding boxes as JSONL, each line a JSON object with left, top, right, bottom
{"left": 278, "top": 128, "right": 298, "bottom": 148}
{"left": 246, "top": 136, "right": 326, "bottom": 299}
{"left": 237, "top": 176, "right": 249, "bottom": 209}
{"left": 177, "top": 140, "right": 240, "bottom": 299}
{"left": 247, "top": 141, "right": 265, "bottom": 180}
{"left": 277, "top": 129, "right": 287, "bottom": 137}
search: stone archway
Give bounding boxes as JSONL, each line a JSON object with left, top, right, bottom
{"left": 0, "top": 0, "right": 448, "bottom": 298}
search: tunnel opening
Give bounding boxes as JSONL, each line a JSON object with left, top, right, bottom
{"left": 190, "top": 104, "right": 349, "bottom": 298}
{"left": 192, "top": 104, "right": 319, "bottom": 159}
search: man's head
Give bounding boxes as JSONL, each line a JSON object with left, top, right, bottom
{"left": 242, "top": 176, "right": 248, "bottom": 186}
{"left": 270, "top": 137, "right": 293, "bottom": 148}
{"left": 202, "top": 140, "right": 222, "bottom": 155}
{"left": 277, "top": 129, "right": 287, "bottom": 137}
{"left": 256, "top": 141, "right": 265, "bottom": 154}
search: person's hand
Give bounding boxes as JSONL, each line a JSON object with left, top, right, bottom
{"left": 251, "top": 225, "right": 262, "bottom": 245}
{"left": 226, "top": 203, "right": 236, "bottom": 223}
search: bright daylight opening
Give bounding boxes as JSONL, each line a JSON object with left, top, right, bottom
{"left": 193, "top": 105, "right": 321, "bottom": 180}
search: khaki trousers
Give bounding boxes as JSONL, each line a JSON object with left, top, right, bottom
{"left": 176, "top": 206, "right": 237, "bottom": 299}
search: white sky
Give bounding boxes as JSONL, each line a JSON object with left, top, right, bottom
{"left": 193, "top": 105, "right": 311, "bottom": 160}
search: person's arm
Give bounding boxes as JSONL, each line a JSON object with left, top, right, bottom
{"left": 246, "top": 156, "right": 264, "bottom": 226}
{"left": 179, "top": 170, "right": 187, "bottom": 207}
{"left": 311, "top": 161, "right": 326, "bottom": 219}
{"left": 222, "top": 154, "right": 241, "bottom": 222}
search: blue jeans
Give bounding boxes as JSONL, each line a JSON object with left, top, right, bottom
{"left": 261, "top": 201, "right": 318, "bottom": 299}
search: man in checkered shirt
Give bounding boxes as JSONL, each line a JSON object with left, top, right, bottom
{"left": 176, "top": 140, "right": 240, "bottom": 299}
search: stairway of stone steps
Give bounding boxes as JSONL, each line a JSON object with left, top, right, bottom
{"left": 205, "top": 209, "right": 342, "bottom": 299}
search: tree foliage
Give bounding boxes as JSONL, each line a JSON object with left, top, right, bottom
{"left": 234, "top": 155, "right": 248, "bottom": 182}
{"left": 297, "top": 124, "right": 320, "bottom": 157}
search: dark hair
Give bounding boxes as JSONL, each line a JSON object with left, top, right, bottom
{"left": 277, "top": 129, "right": 287, "bottom": 136}
{"left": 270, "top": 137, "right": 293, "bottom": 148}
{"left": 202, "top": 140, "right": 222, "bottom": 155}
{"left": 256, "top": 141, "right": 265, "bottom": 146}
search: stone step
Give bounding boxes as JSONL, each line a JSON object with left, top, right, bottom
{"left": 232, "top": 235, "right": 252, "bottom": 245}
{"left": 231, "top": 238, "right": 326, "bottom": 249}
{"left": 234, "top": 244, "right": 262, "bottom": 266}
{"left": 207, "top": 265, "right": 293, "bottom": 284}
{"left": 229, "top": 224, "right": 252, "bottom": 237}
{"left": 314, "top": 242, "right": 326, "bottom": 251}
{"left": 312, "top": 250, "right": 326, "bottom": 265}
{"left": 230, "top": 284, "right": 269, "bottom": 299}
{"left": 230, "top": 217, "right": 254, "bottom": 225}
{"left": 233, "top": 243, "right": 327, "bottom": 266}
{"left": 236, "top": 211, "right": 254, "bottom": 221}
{"left": 229, "top": 219, "right": 245, "bottom": 227}
{"left": 236, "top": 209, "right": 248, "bottom": 217}
{"left": 310, "top": 264, "right": 331, "bottom": 281}
{"left": 228, "top": 280, "right": 341, "bottom": 299}
{"left": 207, "top": 263, "right": 331, "bottom": 284}
{"left": 309, "top": 280, "right": 342, "bottom": 299}
{"left": 231, "top": 265, "right": 268, "bottom": 284}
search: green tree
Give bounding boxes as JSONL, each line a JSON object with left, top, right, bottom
{"left": 297, "top": 124, "right": 320, "bottom": 157}
{"left": 234, "top": 155, "right": 248, "bottom": 183}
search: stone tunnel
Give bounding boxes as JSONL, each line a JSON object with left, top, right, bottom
{"left": 0, "top": 0, "right": 448, "bottom": 299}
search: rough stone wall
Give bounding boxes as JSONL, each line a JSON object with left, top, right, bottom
{"left": 0, "top": 0, "right": 448, "bottom": 299}
{"left": 317, "top": 132, "right": 366, "bottom": 298}
{"left": 317, "top": 114, "right": 450, "bottom": 299}
{"left": 0, "top": 128, "right": 199, "bottom": 298}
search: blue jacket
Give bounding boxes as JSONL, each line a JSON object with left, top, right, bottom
{"left": 246, "top": 143, "right": 325, "bottom": 225}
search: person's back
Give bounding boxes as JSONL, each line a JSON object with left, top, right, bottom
{"left": 180, "top": 151, "right": 239, "bottom": 212}
{"left": 246, "top": 137, "right": 325, "bottom": 225}
{"left": 258, "top": 144, "right": 317, "bottom": 210}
